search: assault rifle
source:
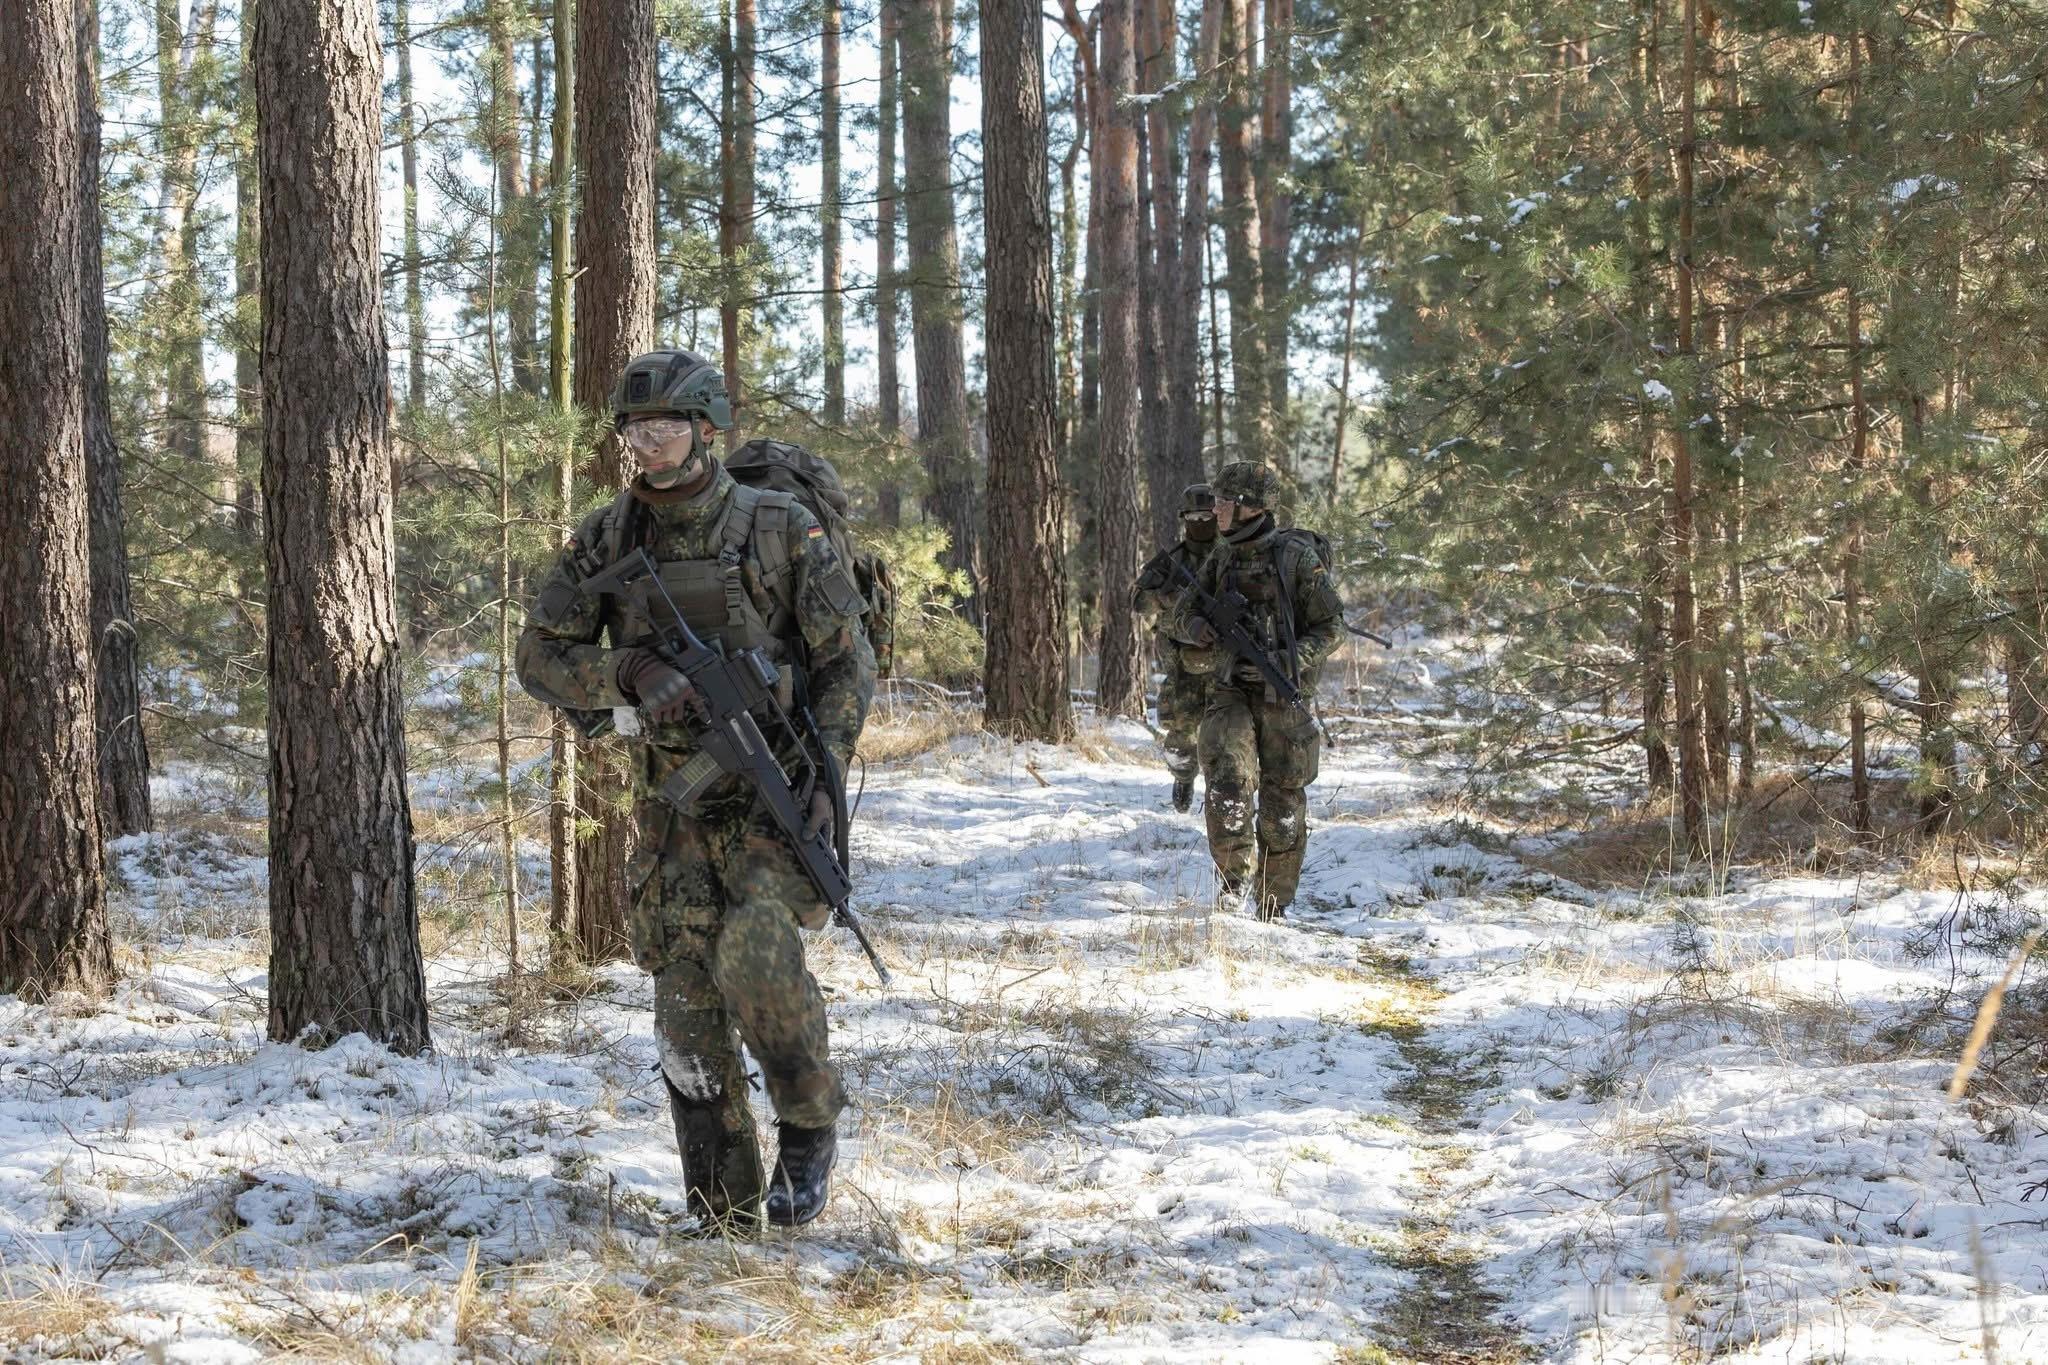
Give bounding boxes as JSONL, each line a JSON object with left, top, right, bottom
{"left": 1169, "top": 558, "right": 1314, "bottom": 718}
{"left": 578, "top": 549, "right": 892, "bottom": 985}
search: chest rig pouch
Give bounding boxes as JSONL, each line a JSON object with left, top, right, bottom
{"left": 608, "top": 484, "right": 802, "bottom": 716}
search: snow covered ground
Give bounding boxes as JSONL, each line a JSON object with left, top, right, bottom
{"left": 4, "top": 703, "right": 2047, "bottom": 1362}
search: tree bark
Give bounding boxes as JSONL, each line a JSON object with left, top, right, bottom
{"left": 875, "top": 0, "right": 903, "bottom": 525}
{"left": 980, "top": 0, "right": 1072, "bottom": 741}
{"left": 234, "top": 0, "right": 263, "bottom": 598}
{"left": 902, "top": 0, "right": 979, "bottom": 608}
{"left": 1175, "top": 0, "right": 1222, "bottom": 480}
{"left": 1257, "top": 0, "right": 1292, "bottom": 427}
{"left": 1094, "top": 0, "right": 1146, "bottom": 720}
{"left": 487, "top": 14, "right": 538, "bottom": 396}
{"left": 155, "top": 0, "right": 215, "bottom": 468}
{"left": 822, "top": 0, "right": 845, "bottom": 427}
{"left": 1668, "top": 0, "right": 1707, "bottom": 854}
{"left": 719, "top": 0, "right": 756, "bottom": 443}
{"left": 1215, "top": 0, "right": 1269, "bottom": 458}
{"left": 256, "top": 0, "right": 429, "bottom": 1053}
{"left": 572, "top": 0, "right": 657, "bottom": 962}
{"left": 1056, "top": 52, "right": 1084, "bottom": 468}
{"left": 83, "top": 0, "right": 152, "bottom": 838}
{"left": 395, "top": 0, "right": 426, "bottom": 412}
{"left": 0, "top": 0, "right": 114, "bottom": 1000}
{"left": 1842, "top": 36, "right": 1871, "bottom": 841}
{"left": 548, "top": 0, "right": 578, "bottom": 959}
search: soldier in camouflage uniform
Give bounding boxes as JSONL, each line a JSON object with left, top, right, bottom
{"left": 1166, "top": 461, "right": 1343, "bottom": 920}
{"left": 1134, "top": 484, "right": 1218, "bottom": 812}
{"left": 516, "top": 350, "right": 876, "bottom": 1230}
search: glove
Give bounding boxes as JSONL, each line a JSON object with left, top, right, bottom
{"left": 1186, "top": 616, "right": 1218, "bottom": 648}
{"left": 800, "top": 753, "right": 842, "bottom": 843}
{"left": 800, "top": 785, "right": 835, "bottom": 845}
{"left": 617, "top": 648, "right": 701, "bottom": 726}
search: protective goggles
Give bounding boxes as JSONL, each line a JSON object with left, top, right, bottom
{"left": 621, "top": 416, "right": 697, "bottom": 452}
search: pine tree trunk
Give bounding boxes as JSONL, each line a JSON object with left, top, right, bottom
{"left": 1134, "top": 31, "right": 1165, "bottom": 538}
{"left": 1631, "top": 0, "right": 1671, "bottom": 794}
{"left": 1215, "top": 0, "right": 1269, "bottom": 459}
{"left": 980, "top": 0, "right": 1073, "bottom": 742}
{"left": 1174, "top": 0, "right": 1221, "bottom": 481}
{"left": 255, "top": 0, "right": 428, "bottom": 1053}
{"left": 82, "top": 0, "right": 152, "bottom": 839}
{"left": 902, "top": 0, "right": 980, "bottom": 610}
{"left": 720, "top": 0, "right": 756, "bottom": 439}
{"left": 1056, "top": 61, "right": 1083, "bottom": 466}
{"left": 0, "top": 0, "right": 114, "bottom": 1000}
{"left": 1906, "top": 397, "right": 1958, "bottom": 835}
{"left": 548, "top": 0, "right": 577, "bottom": 958}
{"left": 1257, "top": 0, "right": 1291, "bottom": 432}
{"left": 1723, "top": 312, "right": 1756, "bottom": 798}
{"left": 875, "top": 0, "right": 902, "bottom": 525}
{"left": 821, "top": 0, "right": 845, "bottom": 427}
{"left": 488, "top": 18, "right": 538, "bottom": 396}
{"left": 234, "top": 0, "right": 263, "bottom": 600}
{"left": 1667, "top": 0, "right": 1707, "bottom": 854}
{"left": 572, "top": 0, "right": 657, "bottom": 963}
{"left": 395, "top": 0, "right": 426, "bottom": 412}
{"left": 156, "top": 0, "right": 215, "bottom": 469}
{"left": 1332, "top": 199, "right": 1365, "bottom": 488}
{"left": 1093, "top": 0, "right": 1146, "bottom": 720}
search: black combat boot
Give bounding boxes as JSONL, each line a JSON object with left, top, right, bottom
{"left": 763, "top": 1120, "right": 837, "bottom": 1227}
{"left": 1171, "top": 774, "right": 1195, "bottom": 813}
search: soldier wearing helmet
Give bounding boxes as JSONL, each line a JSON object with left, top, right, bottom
{"left": 1165, "top": 461, "right": 1344, "bottom": 920}
{"left": 516, "top": 350, "right": 876, "bottom": 1231}
{"left": 1133, "top": 484, "right": 1219, "bottom": 812}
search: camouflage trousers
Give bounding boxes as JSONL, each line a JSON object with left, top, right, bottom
{"left": 1197, "top": 685, "right": 1320, "bottom": 913}
{"left": 628, "top": 749, "right": 848, "bottom": 1215}
{"left": 1156, "top": 652, "right": 1207, "bottom": 780}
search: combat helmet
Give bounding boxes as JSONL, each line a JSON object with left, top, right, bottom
{"left": 611, "top": 349, "right": 735, "bottom": 431}
{"left": 1213, "top": 460, "right": 1282, "bottom": 509}
{"left": 1180, "top": 483, "right": 1216, "bottom": 518}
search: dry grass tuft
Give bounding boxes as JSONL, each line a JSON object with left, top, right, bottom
{"left": 858, "top": 706, "right": 986, "bottom": 765}
{"left": 0, "top": 1269, "right": 116, "bottom": 1359}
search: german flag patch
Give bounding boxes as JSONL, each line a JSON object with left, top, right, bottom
{"left": 806, "top": 524, "right": 825, "bottom": 539}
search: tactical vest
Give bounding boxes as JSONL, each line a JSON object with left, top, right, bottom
{"left": 595, "top": 483, "right": 806, "bottom": 702}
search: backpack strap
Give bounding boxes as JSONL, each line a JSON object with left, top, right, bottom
{"left": 750, "top": 490, "right": 797, "bottom": 603}
{"left": 717, "top": 484, "right": 765, "bottom": 632}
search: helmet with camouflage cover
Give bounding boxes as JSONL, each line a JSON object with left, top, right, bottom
{"left": 611, "top": 349, "right": 735, "bottom": 430}
{"left": 1180, "top": 483, "right": 1215, "bottom": 518}
{"left": 1213, "top": 460, "right": 1282, "bottom": 509}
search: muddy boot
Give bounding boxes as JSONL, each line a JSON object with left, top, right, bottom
{"left": 1171, "top": 774, "right": 1195, "bottom": 813}
{"left": 668, "top": 1085, "right": 765, "bottom": 1233}
{"left": 1255, "top": 843, "right": 1305, "bottom": 922}
{"left": 764, "top": 1120, "right": 837, "bottom": 1227}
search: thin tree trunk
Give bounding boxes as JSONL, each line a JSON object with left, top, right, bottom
{"left": 1206, "top": 222, "right": 1226, "bottom": 453}
{"left": 981, "top": 0, "right": 1073, "bottom": 741}
{"left": 1632, "top": 0, "right": 1671, "bottom": 794}
{"left": 487, "top": 17, "right": 538, "bottom": 396}
{"left": 0, "top": 0, "right": 114, "bottom": 999}
{"left": 548, "top": 0, "right": 576, "bottom": 957}
{"left": 1216, "top": 0, "right": 1269, "bottom": 457}
{"left": 1056, "top": 57, "right": 1083, "bottom": 466}
{"left": 234, "top": 0, "right": 262, "bottom": 602}
{"left": 1140, "top": 0, "right": 1184, "bottom": 549}
{"left": 719, "top": 0, "right": 756, "bottom": 441}
{"left": 84, "top": 0, "right": 151, "bottom": 838}
{"left": 1258, "top": 0, "right": 1292, "bottom": 429}
{"left": 1332, "top": 199, "right": 1365, "bottom": 489}
{"left": 156, "top": 0, "right": 216, "bottom": 468}
{"left": 396, "top": 0, "right": 426, "bottom": 411}
{"left": 1843, "top": 36, "right": 1871, "bottom": 841}
{"left": 486, "top": 156, "right": 522, "bottom": 987}
{"left": 1093, "top": 0, "right": 1145, "bottom": 720}
{"left": 875, "top": 0, "right": 903, "bottom": 525}
{"left": 256, "top": 0, "right": 429, "bottom": 1053}
{"left": 902, "top": 0, "right": 979, "bottom": 610}
{"left": 572, "top": 0, "right": 657, "bottom": 962}
{"left": 1175, "top": 0, "right": 1221, "bottom": 478}
{"left": 1724, "top": 311, "right": 1755, "bottom": 798}
{"left": 822, "top": 0, "right": 845, "bottom": 427}
{"left": 1668, "top": 0, "right": 1707, "bottom": 854}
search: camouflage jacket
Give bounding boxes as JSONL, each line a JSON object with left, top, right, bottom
{"left": 1164, "top": 516, "right": 1344, "bottom": 689}
{"left": 516, "top": 465, "right": 876, "bottom": 767}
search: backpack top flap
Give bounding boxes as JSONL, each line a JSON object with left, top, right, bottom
{"left": 727, "top": 438, "right": 854, "bottom": 522}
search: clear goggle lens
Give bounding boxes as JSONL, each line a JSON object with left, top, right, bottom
{"left": 623, "top": 417, "right": 694, "bottom": 451}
